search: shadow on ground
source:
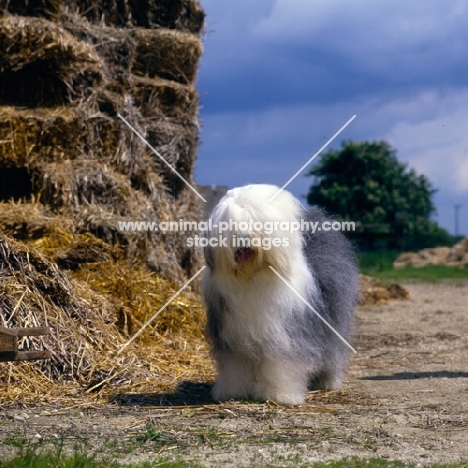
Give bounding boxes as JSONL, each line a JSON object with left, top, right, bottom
{"left": 110, "top": 381, "right": 214, "bottom": 406}
{"left": 360, "top": 371, "right": 468, "bottom": 380}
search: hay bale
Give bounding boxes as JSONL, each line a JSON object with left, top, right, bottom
{"left": 0, "top": 16, "right": 102, "bottom": 107}
{"left": 393, "top": 251, "right": 420, "bottom": 268}
{"left": 394, "top": 247, "right": 451, "bottom": 268}
{"left": 0, "top": 107, "right": 121, "bottom": 166}
{"left": 39, "top": 161, "right": 135, "bottom": 207}
{"left": 123, "top": 0, "right": 205, "bottom": 32}
{"left": 0, "top": 102, "right": 200, "bottom": 204}
{"left": 0, "top": 0, "right": 205, "bottom": 33}
{"left": 131, "top": 28, "right": 203, "bottom": 84}
{"left": 132, "top": 76, "right": 199, "bottom": 121}
{"left": 359, "top": 275, "right": 410, "bottom": 306}
{"left": 394, "top": 240, "right": 468, "bottom": 268}
{"left": 0, "top": 201, "right": 60, "bottom": 240}
{"left": 447, "top": 237, "right": 468, "bottom": 264}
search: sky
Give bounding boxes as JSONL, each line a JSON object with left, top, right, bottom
{"left": 195, "top": 0, "right": 468, "bottom": 235}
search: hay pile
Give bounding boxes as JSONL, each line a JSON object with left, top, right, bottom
{"left": 359, "top": 275, "right": 410, "bottom": 306}
{"left": 0, "top": 1, "right": 212, "bottom": 404}
{"left": 394, "top": 238, "right": 468, "bottom": 268}
{"left": 0, "top": 233, "right": 212, "bottom": 404}
{"left": 0, "top": 1, "right": 205, "bottom": 282}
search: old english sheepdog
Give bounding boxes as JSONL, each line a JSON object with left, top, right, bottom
{"left": 202, "top": 184, "right": 359, "bottom": 405}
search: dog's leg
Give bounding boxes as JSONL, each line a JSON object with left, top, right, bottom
{"left": 252, "top": 355, "right": 309, "bottom": 405}
{"left": 308, "top": 368, "right": 343, "bottom": 390}
{"left": 308, "top": 348, "right": 347, "bottom": 390}
{"left": 212, "top": 350, "right": 256, "bottom": 401}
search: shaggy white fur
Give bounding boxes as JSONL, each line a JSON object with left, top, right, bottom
{"left": 203, "top": 184, "right": 359, "bottom": 404}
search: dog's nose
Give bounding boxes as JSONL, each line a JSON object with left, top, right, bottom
{"left": 235, "top": 247, "right": 253, "bottom": 262}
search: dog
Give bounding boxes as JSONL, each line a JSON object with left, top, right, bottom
{"left": 202, "top": 184, "right": 359, "bottom": 404}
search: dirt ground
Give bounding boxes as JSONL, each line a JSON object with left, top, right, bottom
{"left": 1, "top": 280, "right": 467, "bottom": 467}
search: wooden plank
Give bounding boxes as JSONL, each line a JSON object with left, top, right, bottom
{"left": 0, "top": 350, "right": 51, "bottom": 362}
{"left": 0, "top": 333, "right": 18, "bottom": 353}
{"left": 0, "top": 326, "right": 19, "bottom": 337}
{"left": 15, "top": 351, "right": 52, "bottom": 361}
{"left": 0, "top": 326, "right": 52, "bottom": 361}
{"left": 0, "top": 326, "right": 51, "bottom": 338}
{"left": 16, "top": 327, "right": 51, "bottom": 337}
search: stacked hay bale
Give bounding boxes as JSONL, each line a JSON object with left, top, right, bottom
{"left": 0, "top": 1, "right": 211, "bottom": 401}
{"left": 394, "top": 238, "right": 468, "bottom": 268}
{"left": 0, "top": 0, "right": 205, "bottom": 281}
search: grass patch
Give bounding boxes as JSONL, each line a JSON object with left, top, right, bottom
{"left": 359, "top": 250, "right": 468, "bottom": 282}
{"left": 358, "top": 250, "right": 401, "bottom": 275}
{"left": 1, "top": 452, "right": 142, "bottom": 468}
{"left": 309, "top": 459, "right": 468, "bottom": 468}
{"left": 0, "top": 433, "right": 197, "bottom": 468}
{"left": 312, "top": 459, "right": 407, "bottom": 468}
{"left": 0, "top": 451, "right": 195, "bottom": 468}
{"left": 136, "top": 425, "right": 179, "bottom": 448}
{"left": 2, "top": 435, "right": 29, "bottom": 449}
{"left": 366, "top": 264, "right": 468, "bottom": 283}
{"left": 1, "top": 451, "right": 468, "bottom": 468}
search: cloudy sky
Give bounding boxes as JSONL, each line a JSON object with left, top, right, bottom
{"left": 195, "top": 0, "right": 468, "bottom": 235}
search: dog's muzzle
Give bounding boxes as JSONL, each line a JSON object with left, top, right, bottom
{"left": 234, "top": 247, "right": 253, "bottom": 262}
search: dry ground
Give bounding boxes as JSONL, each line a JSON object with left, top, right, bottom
{"left": 1, "top": 280, "right": 467, "bottom": 466}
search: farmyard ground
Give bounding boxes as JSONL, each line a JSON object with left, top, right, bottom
{"left": 1, "top": 280, "right": 467, "bottom": 467}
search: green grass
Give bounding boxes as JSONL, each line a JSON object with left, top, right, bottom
{"left": 358, "top": 250, "right": 468, "bottom": 282}
{"left": 1, "top": 434, "right": 467, "bottom": 468}
{"left": 311, "top": 459, "right": 407, "bottom": 468}
{"left": 309, "top": 459, "right": 468, "bottom": 468}
{"left": 0, "top": 434, "right": 197, "bottom": 468}
{"left": 358, "top": 250, "right": 401, "bottom": 275}
{"left": 2, "top": 453, "right": 468, "bottom": 468}
{"left": 136, "top": 425, "right": 179, "bottom": 448}
{"left": 366, "top": 264, "right": 468, "bottom": 282}
{"left": 0, "top": 452, "right": 193, "bottom": 468}
{"left": 1, "top": 452, "right": 148, "bottom": 468}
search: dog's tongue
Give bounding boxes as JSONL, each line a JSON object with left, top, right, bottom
{"left": 236, "top": 247, "right": 253, "bottom": 262}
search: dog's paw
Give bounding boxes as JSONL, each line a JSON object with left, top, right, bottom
{"left": 211, "top": 383, "right": 229, "bottom": 402}
{"left": 268, "top": 392, "right": 305, "bottom": 405}
{"left": 252, "top": 382, "right": 306, "bottom": 405}
{"left": 211, "top": 381, "right": 247, "bottom": 402}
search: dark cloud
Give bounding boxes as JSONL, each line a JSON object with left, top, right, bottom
{"left": 200, "top": 0, "right": 468, "bottom": 112}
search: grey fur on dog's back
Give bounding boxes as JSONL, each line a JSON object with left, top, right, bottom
{"left": 299, "top": 206, "right": 359, "bottom": 387}
{"left": 303, "top": 206, "right": 358, "bottom": 335}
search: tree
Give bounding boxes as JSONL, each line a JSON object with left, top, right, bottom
{"left": 305, "top": 140, "right": 452, "bottom": 249}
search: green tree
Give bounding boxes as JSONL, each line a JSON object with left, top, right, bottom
{"left": 306, "top": 140, "right": 452, "bottom": 249}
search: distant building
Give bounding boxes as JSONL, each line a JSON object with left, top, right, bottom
{"left": 198, "top": 185, "right": 229, "bottom": 220}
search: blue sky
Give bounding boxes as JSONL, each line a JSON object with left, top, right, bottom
{"left": 195, "top": 0, "right": 468, "bottom": 235}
